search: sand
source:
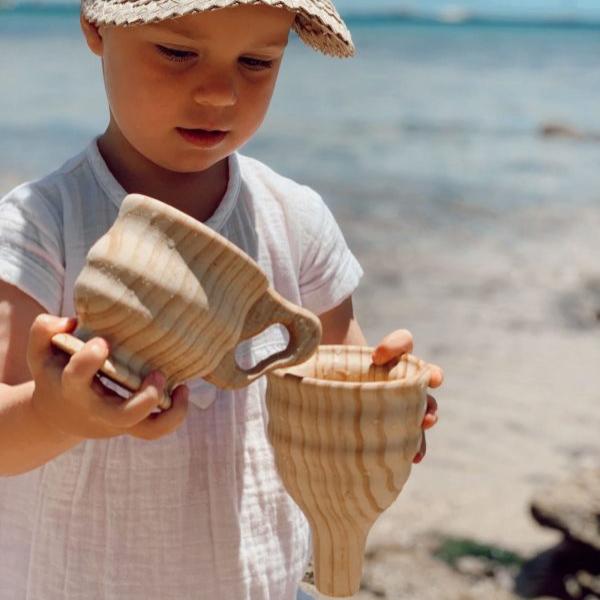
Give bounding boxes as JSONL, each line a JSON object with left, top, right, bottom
{"left": 300, "top": 198, "right": 600, "bottom": 598}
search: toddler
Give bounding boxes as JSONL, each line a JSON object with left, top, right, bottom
{"left": 0, "top": 1, "right": 442, "bottom": 598}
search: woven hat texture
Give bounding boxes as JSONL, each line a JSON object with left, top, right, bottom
{"left": 81, "top": 0, "right": 354, "bottom": 57}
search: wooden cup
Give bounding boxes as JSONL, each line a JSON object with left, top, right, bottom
{"left": 52, "top": 194, "right": 322, "bottom": 407}
{"left": 266, "top": 346, "right": 431, "bottom": 597}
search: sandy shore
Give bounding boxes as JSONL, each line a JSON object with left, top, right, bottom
{"left": 298, "top": 197, "right": 600, "bottom": 598}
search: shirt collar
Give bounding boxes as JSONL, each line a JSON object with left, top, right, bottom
{"left": 85, "top": 138, "right": 241, "bottom": 232}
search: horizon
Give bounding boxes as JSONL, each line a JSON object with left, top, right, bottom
{"left": 342, "top": 0, "right": 600, "bottom": 19}
{"left": 3, "top": 0, "right": 600, "bottom": 20}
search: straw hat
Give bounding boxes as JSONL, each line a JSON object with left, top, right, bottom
{"left": 80, "top": 0, "right": 354, "bottom": 57}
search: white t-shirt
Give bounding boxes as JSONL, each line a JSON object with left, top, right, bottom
{"left": 0, "top": 141, "right": 363, "bottom": 600}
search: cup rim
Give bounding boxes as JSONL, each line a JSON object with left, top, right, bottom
{"left": 121, "top": 193, "right": 264, "bottom": 274}
{"left": 268, "top": 345, "right": 432, "bottom": 390}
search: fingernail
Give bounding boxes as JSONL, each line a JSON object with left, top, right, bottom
{"left": 37, "top": 314, "right": 54, "bottom": 326}
{"left": 94, "top": 337, "right": 108, "bottom": 348}
{"left": 89, "top": 339, "right": 107, "bottom": 357}
{"left": 64, "top": 317, "right": 78, "bottom": 329}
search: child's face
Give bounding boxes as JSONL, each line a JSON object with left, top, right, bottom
{"left": 84, "top": 5, "right": 295, "bottom": 174}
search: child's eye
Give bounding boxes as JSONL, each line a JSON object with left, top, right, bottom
{"left": 156, "top": 45, "right": 196, "bottom": 62}
{"left": 239, "top": 57, "right": 274, "bottom": 71}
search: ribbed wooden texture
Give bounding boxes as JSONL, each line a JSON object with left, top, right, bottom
{"left": 52, "top": 194, "right": 322, "bottom": 399}
{"left": 74, "top": 195, "right": 266, "bottom": 385}
{"left": 266, "top": 347, "right": 430, "bottom": 597}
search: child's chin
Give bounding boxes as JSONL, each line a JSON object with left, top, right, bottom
{"left": 157, "top": 153, "right": 226, "bottom": 175}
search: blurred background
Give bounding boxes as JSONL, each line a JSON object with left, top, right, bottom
{"left": 2, "top": 1, "right": 600, "bottom": 598}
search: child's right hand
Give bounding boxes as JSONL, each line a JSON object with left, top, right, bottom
{"left": 27, "top": 314, "right": 189, "bottom": 441}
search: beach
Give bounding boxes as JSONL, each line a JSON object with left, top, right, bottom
{"left": 316, "top": 197, "right": 600, "bottom": 598}
{"left": 290, "top": 177, "right": 600, "bottom": 598}
{"left": 2, "top": 10, "right": 600, "bottom": 598}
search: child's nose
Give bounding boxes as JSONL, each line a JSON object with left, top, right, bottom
{"left": 192, "top": 71, "right": 238, "bottom": 107}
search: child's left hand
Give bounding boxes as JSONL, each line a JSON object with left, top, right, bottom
{"left": 371, "top": 329, "right": 443, "bottom": 464}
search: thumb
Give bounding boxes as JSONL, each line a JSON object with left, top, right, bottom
{"left": 372, "top": 329, "right": 414, "bottom": 365}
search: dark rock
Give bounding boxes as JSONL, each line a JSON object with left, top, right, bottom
{"left": 539, "top": 122, "right": 600, "bottom": 141}
{"left": 540, "top": 123, "right": 586, "bottom": 139}
{"left": 515, "top": 539, "right": 600, "bottom": 599}
{"left": 557, "top": 277, "right": 600, "bottom": 330}
{"left": 530, "top": 468, "right": 600, "bottom": 551}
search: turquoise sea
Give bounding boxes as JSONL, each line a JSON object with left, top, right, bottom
{"left": 1, "top": 8, "right": 600, "bottom": 217}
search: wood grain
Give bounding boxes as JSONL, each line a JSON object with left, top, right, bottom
{"left": 266, "top": 346, "right": 431, "bottom": 597}
{"left": 52, "top": 193, "right": 321, "bottom": 399}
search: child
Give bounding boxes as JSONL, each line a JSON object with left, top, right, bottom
{"left": 0, "top": 1, "right": 442, "bottom": 598}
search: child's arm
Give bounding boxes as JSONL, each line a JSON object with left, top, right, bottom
{"left": 0, "top": 282, "right": 189, "bottom": 476}
{"left": 0, "top": 282, "right": 82, "bottom": 474}
{"left": 318, "top": 294, "right": 367, "bottom": 346}
{"left": 318, "top": 295, "right": 442, "bottom": 463}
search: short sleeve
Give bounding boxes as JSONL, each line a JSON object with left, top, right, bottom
{"left": 0, "top": 184, "right": 65, "bottom": 314}
{"left": 297, "top": 192, "right": 363, "bottom": 315}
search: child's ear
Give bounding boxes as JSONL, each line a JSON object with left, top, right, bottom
{"left": 80, "top": 14, "right": 104, "bottom": 56}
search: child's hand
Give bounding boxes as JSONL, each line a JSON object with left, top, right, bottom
{"left": 371, "top": 329, "right": 443, "bottom": 464}
{"left": 27, "top": 314, "right": 189, "bottom": 442}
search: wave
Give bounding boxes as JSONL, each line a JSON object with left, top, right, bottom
{"left": 3, "top": 2, "right": 600, "bottom": 30}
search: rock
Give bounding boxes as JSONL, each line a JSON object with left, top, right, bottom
{"left": 515, "top": 539, "right": 599, "bottom": 598}
{"left": 540, "top": 123, "right": 586, "bottom": 139}
{"left": 530, "top": 468, "right": 600, "bottom": 551}
{"left": 557, "top": 276, "right": 600, "bottom": 330}
{"left": 539, "top": 122, "right": 600, "bottom": 141}
{"left": 521, "top": 469, "right": 600, "bottom": 598}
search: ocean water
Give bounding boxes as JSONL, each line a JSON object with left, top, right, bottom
{"left": 1, "top": 10, "right": 600, "bottom": 218}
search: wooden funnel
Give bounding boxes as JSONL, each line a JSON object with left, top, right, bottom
{"left": 266, "top": 346, "right": 431, "bottom": 597}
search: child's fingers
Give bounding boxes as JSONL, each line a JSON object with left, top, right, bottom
{"left": 413, "top": 433, "right": 426, "bottom": 464}
{"left": 416, "top": 395, "right": 439, "bottom": 462}
{"left": 61, "top": 337, "right": 110, "bottom": 393}
{"left": 371, "top": 329, "right": 414, "bottom": 365}
{"left": 128, "top": 384, "right": 189, "bottom": 441}
{"left": 428, "top": 365, "right": 444, "bottom": 388}
{"left": 101, "top": 371, "right": 167, "bottom": 429}
{"left": 422, "top": 394, "right": 439, "bottom": 430}
{"left": 27, "top": 314, "right": 76, "bottom": 376}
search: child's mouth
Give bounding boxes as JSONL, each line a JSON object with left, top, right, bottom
{"left": 176, "top": 127, "right": 228, "bottom": 148}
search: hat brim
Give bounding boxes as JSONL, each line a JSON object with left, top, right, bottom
{"left": 81, "top": 0, "right": 355, "bottom": 57}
